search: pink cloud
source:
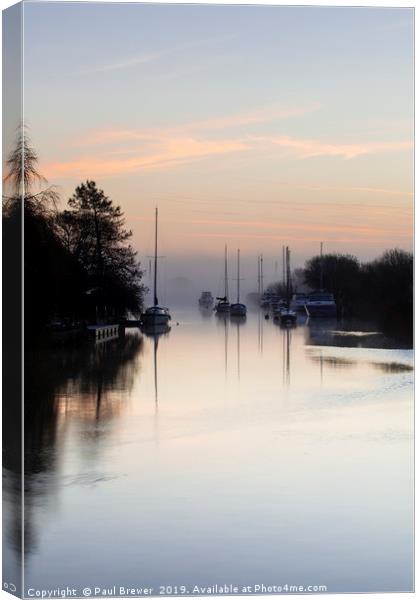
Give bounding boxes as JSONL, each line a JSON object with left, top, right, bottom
{"left": 255, "top": 136, "right": 413, "bottom": 159}
{"left": 45, "top": 102, "right": 412, "bottom": 180}
{"left": 44, "top": 137, "right": 249, "bottom": 179}
{"left": 71, "top": 103, "right": 321, "bottom": 147}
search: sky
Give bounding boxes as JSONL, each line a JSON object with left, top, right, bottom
{"left": 10, "top": 2, "right": 415, "bottom": 297}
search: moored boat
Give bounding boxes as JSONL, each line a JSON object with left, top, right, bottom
{"left": 230, "top": 249, "right": 247, "bottom": 317}
{"left": 304, "top": 292, "right": 337, "bottom": 318}
{"left": 142, "top": 305, "right": 171, "bottom": 326}
{"left": 199, "top": 291, "right": 214, "bottom": 307}
{"left": 215, "top": 297, "right": 231, "bottom": 313}
{"left": 230, "top": 303, "right": 247, "bottom": 316}
{"left": 279, "top": 246, "right": 297, "bottom": 326}
{"left": 215, "top": 245, "right": 231, "bottom": 313}
{"left": 141, "top": 208, "right": 171, "bottom": 327}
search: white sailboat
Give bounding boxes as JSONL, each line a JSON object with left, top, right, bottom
{"left": 141, "top": 208, "right": 171, "bottom": 326}
{"left": 230, "top": 249, "right": 247, "bottom": 317}
{"left": 215, "top": 245, "right": 231, "bottom": 313}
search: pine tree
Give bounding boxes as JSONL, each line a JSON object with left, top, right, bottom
{"left": 60, "top": 181, "right": 145, "bottom": 318}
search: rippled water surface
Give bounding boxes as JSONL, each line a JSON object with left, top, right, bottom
{"left": 4, "top": 309, "right": 413, "bottom": 594}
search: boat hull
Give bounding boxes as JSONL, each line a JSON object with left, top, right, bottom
{"left": 142, "top": 306, "right": 171, "bottom": 326}
{"left": 142, "top": 314, "right": 170, "bottom": 325}
{"left": 279, "top": 310, "right": 297, "bottom": 325}
{"left": 215, "top": 302, "right": 231, "bottom": 313}
{"left": 230, "top": 303, "right": 247, "bottom": 317}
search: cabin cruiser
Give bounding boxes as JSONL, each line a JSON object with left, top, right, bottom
{"left": 305, "top": 291, "right": 337, "bottom": 318}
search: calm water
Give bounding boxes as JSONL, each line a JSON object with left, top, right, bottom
{"left": 4, "top": 308, "right": 414, "bottom": 595}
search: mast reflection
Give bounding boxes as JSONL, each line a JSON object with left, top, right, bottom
{"left": 141, "top": 323, "right": 171, "bottom": 408}
{"left": 230, "top": 314, "right": 246, "bottom": 382}
{"left": 282, "top": 326, "right": 292, "bottom": 387}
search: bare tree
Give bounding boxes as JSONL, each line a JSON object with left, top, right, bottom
{"left": 3, "top": 127, "right": 58, "bottom": 216}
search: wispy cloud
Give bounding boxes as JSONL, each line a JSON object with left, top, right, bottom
{"left": 88, "top": 52, "right": 164, "bottom": 74}
{"left": 72, "top": 103, "right": 321, "bottom": 147}
{"left": 77, "top": 34, "right": 238, "bottom": 75}
{"left": 254, "top": 136, "right": 413, "bottom": 159}
{"left": 46, "top": 132, "right": 413, "bottom": 179}
{"left": 184, "top": 104, "right": 321, "bottom": 131}
{"left": 44, "top": 137, "right": 249, "bottom": 179}
{"left": 289, "top": 183, "right": 412, "bottom": 197}
{"left": 46, "top": 102, "right": 412, "bottom": 179}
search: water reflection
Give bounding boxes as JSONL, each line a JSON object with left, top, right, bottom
{"left": 230, "top": 316, "right": 245, "bottom": 381}
{"left": 307, "top": 317, "right": 412, "bottom": 349}
{"left": 282, "top": 326, "right": 292, "bottom": 386}
{"left": 4, "top": 333, "right": 144, "bottom": 564}
{"left": 141, "top": 323, "right": 171, "bottom": 407}
{"left": 15, "top": 312, "right": 413, "bottom": 594}
{"left": 257, "top": 311, "right": 264, "bottom": 354}
{"left": 198, "top": 305, "right": 214, "bottom": 319}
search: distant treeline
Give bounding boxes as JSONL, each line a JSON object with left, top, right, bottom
{"left": 3, "top": 133, "right": 146, "bottom": 337}
{"left": 304, "top": 250, "right": 413, "bottom": 332}
{"left": 272, "top": 249, "right": 413, "bottom": 334}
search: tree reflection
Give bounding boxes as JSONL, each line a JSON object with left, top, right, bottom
{"left": 4, "top": 332, "right": 143, "bottom": 561}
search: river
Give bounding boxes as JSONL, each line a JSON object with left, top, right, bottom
{"left": 4, "top": 307, "right": 414, "bottom": 595}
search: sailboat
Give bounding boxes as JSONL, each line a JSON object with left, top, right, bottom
{"left": 230, "top": 249, "right": 247, "bottom": 317}
{"left": 141, "top": 208, "right": 171, "bottom": 326}
{"left": 215, "top": 245, "right": 231, "bottom": 313}
{"left": 246, "top": 255, "right": 263, "bottom": 305}
{"left": 279, "top": 246, "right": 297, "bottom": 326}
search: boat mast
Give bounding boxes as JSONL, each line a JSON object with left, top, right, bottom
{"left": 282, "top": 245, "right": 286, "bottom": 287}
{"left": 154, "top": 207, "right": 158, "bottom": 306}
{"left": 257, "top": 256, "right": 261, "bottom": 295}
{"left": 224, "top": 244, "right": 229, "bottom": 300}
{"left": 320, "top": 241, "right": 324, "bottom": 291}
{"left": 286, "top": 246, "right": 291, "bottom": 308}
{"left": 260, "top": 255, "right": 264, "bottom": 294}
{"left": 237, "top": 249, "right": 240, "bottom": 303}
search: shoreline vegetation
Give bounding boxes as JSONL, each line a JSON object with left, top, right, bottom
{"left": 3, "top": 133, "right": 146, "bottom": 342}
{"left": 271, "top": 248, "right": 413, "bottom": 339}
{"left": 3, "top": 133, "right": 413, "bottom": 344}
